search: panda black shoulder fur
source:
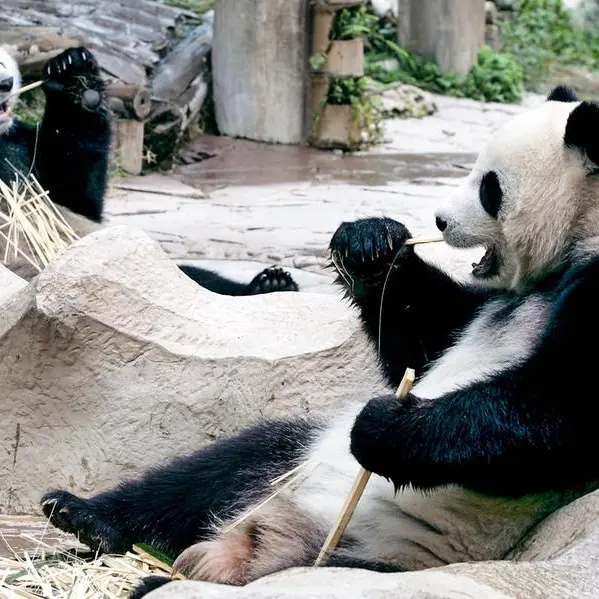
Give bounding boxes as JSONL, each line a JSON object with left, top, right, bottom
{"left": 0, "top": 45, "right": 298, "bottom": 295}
{"left": 41, "top": 84, "right": 599, "bottom": 596}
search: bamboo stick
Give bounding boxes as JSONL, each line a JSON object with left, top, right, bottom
{"left": 404, "top": 235, "right": 444, "bottom": 246}
{"left": 10, "top": 80, "right": 43, "bottom": 98}
{"left": 313, "top": 367, "right": 416, "bottom": 567}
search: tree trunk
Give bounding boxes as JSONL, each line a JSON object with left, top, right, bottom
{"left": 398, "top": 0, "right": 485, "bottom": 77}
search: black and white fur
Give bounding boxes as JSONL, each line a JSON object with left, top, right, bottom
{"left": 41, "top": 85, "right": 599, "bottom": 596}
{"left": 0, "top": 45, "right": 110, "bottom": 223}
{"left": 0, "top": 46, "right": 298, "bottom": 296}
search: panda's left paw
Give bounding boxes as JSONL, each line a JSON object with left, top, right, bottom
{"left": 350, "top": 394, "right": 432, "bottom": 489}
{"left": 43, "top": 47, "right": 103, "bottom": 108}
{"left": 247, "top": 266, "right": 299, "bottom": 295}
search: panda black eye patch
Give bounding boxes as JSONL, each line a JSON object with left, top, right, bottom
{"left": 479, "top": 171, "right": 503, "bottom": 218}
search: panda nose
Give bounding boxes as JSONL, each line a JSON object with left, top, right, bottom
{"left": 435, "top": 216, "right": 447, "bottom": 232}
{"left": 0, "top": 76, "right": 14, "bottom": 93}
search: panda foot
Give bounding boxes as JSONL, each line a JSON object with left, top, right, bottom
{"left": 43, "top": 47, "right": 103, "bottom": 107}
{"left": 41, "top": 490, "right": 125, "bottom": 553}
{"left": 172, "top": 530, "right": 253, "bottom": 585}
{"left": 247, "top": 266, "right": 299, "bottom": 295}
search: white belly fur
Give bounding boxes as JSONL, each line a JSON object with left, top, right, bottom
{"left": 283, "top": 296, "right": 565, "bottom": 568}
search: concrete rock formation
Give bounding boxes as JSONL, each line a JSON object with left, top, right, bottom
{"left": 0, "top": 225, "right": 388, "bottom": 513}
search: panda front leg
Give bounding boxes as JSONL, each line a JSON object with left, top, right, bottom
{"left": 35, "top": 47, "right": 111, "bottom": 222}
{"left": 329, "top": 217, "right": 489, "bottom": 387}
{"left": 349, "top": 358, "right": 589, "bottom": 498}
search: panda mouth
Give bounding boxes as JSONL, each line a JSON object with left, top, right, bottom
{"left": 472, "top": 246, "right": 500, "bottom": 279}
{"left": 0, "top": 100, "right": 9, "bottom": 119}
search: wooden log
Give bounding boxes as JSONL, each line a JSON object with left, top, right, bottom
{"left": 397, "top": 0, "right": 485, "bottom": 77}
{"left": 213, "top": 0, "right": 310, "bottom": 144}
{"left": 113, "top": 119, "right": 145, "bottom": 175}
{"left": 106, "top": 83, "right": 152, "bottom": 121}
{"left": 324, "top": 39, "right": 364, "bottom": 77}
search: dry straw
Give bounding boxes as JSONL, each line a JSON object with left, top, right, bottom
{"left": 0, "top": 534, "right": 179, "bottom": 598}
{"left": 0, "top": 169, "right": 79, "bottom": 272}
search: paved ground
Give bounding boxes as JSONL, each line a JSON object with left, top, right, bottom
{"left": 103, "top": 92, "right": 545, "bottom": 292}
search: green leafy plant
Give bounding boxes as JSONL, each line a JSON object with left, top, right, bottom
{"left": 330, "top": 5, "right": 379, "bottom": 41}
{"left": 460, "top": 46, "right": 524, "bottom": 103}
{"left": 499, "top": 0, "right": 599, "bottom": 87}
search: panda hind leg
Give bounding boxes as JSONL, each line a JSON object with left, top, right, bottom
{"left": 172, "top": 497, "right": 325, "bottom": 585}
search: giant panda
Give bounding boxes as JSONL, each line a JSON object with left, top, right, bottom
{"left": 0, "top": 45, "right": 298, "bottom": 295}
{"left": 0, "top": 45, "right": 110, "bottom": 224}
{"left": 40, "top": 84, "right": 599, "bottom": 597}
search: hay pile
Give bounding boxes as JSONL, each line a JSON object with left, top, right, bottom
{"left": 0, "top": 535, "right": 176, "bottom": 599}
{"left": 0, "top": 169, "right": 79, "bottom": 277}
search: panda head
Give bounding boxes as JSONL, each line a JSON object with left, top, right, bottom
{"left": 435, "top": 85, "right": 599, "bottom": 290}
{"left": 0, "top": 46, "right": 20, "bottom": 135}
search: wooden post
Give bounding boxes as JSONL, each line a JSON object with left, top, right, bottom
{"left": 113, "top": 120, "right": 144, "bottom": 176}
{"left": 212, "top": 0, "right": 310, "bottom": 144}
{"left": 397, "top": 0, "right": 486, "bottom": 77}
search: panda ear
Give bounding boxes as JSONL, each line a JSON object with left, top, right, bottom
{"left": 564, "top": 101, "right": 599, "bottom": 167}
{"left": 547, "top": 85, "right": 579, "bottom": 103}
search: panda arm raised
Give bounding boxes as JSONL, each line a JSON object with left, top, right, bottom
{"left": 350, "top": 259, "right": 599, "bottom": 497}
{"left": 35, "top": 48, "right": 111, "bottom": 223}
{"left": 330, "top": 217, "right": 490, "bottom": 387}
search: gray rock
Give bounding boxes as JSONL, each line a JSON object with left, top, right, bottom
{"left": 0, "top": 225, "right": 388, "bottom": 513}
{"left": 371, "top": 84, "right": 438, "bottom": 120}
{"left": 0, "top": 264, "right": 26, "bottom": 306}
{"left": 144, "top": 490, "right": 599, "bottom": 599}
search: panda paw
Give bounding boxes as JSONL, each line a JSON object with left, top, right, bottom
{"left": 329, "top": 217, "right": 414, "bottom": 289}
{"left": 41, "top": 489, "right": 125, "bottom": 553}
{"left": 43, "top": 47, "right": 104, "bottom": 109}
{"left": 350, "top": 393, "right": 443, "bottom": 490}
{"left": 247, "top": 266, "right": 299, "bottom": 295}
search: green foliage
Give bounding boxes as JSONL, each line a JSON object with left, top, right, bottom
{"left": 159, "top": 0, "right": 213, "bottom": 15}
{"left": 330, "top": 5, "right": 379, "bottom": 41}
{"left": 366, "top": 45, "right": 524, "bottom": 104}
{"left": 326, "top": 76, "right": 370, "bottom": 105}
{"left": 499, "top": 0, "right": 599, "bottom": 86}
{"left": 11, "top": 87, "right": 45, "bottom": 128}
{"left": 361, "top": 7, "right": 524, "bottom": 104}
{"left": 460, "top": 46, "right": 524, "bottom": 103}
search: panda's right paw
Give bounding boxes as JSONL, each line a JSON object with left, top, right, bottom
{"left": 329, "top": 217, "right": 414, "bottom": 287}
{"left": 41, "top": 490, "right": 125, "bottom": 553}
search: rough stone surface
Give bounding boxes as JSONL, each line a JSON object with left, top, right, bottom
{"left": 143, "top": 490, "right": 599, "bottom": 599}
{"left": 0, "top": 225, "right": 388, "bottom": 514}
{"left": 0, "top": 264, "right": 27, "bottom": 306}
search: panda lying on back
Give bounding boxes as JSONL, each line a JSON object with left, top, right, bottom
{"left": 0, "top": 45, "right": 298, "bottom": 295}
{"left": 41, "top": 85, "right": 599, "bottom": 597}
